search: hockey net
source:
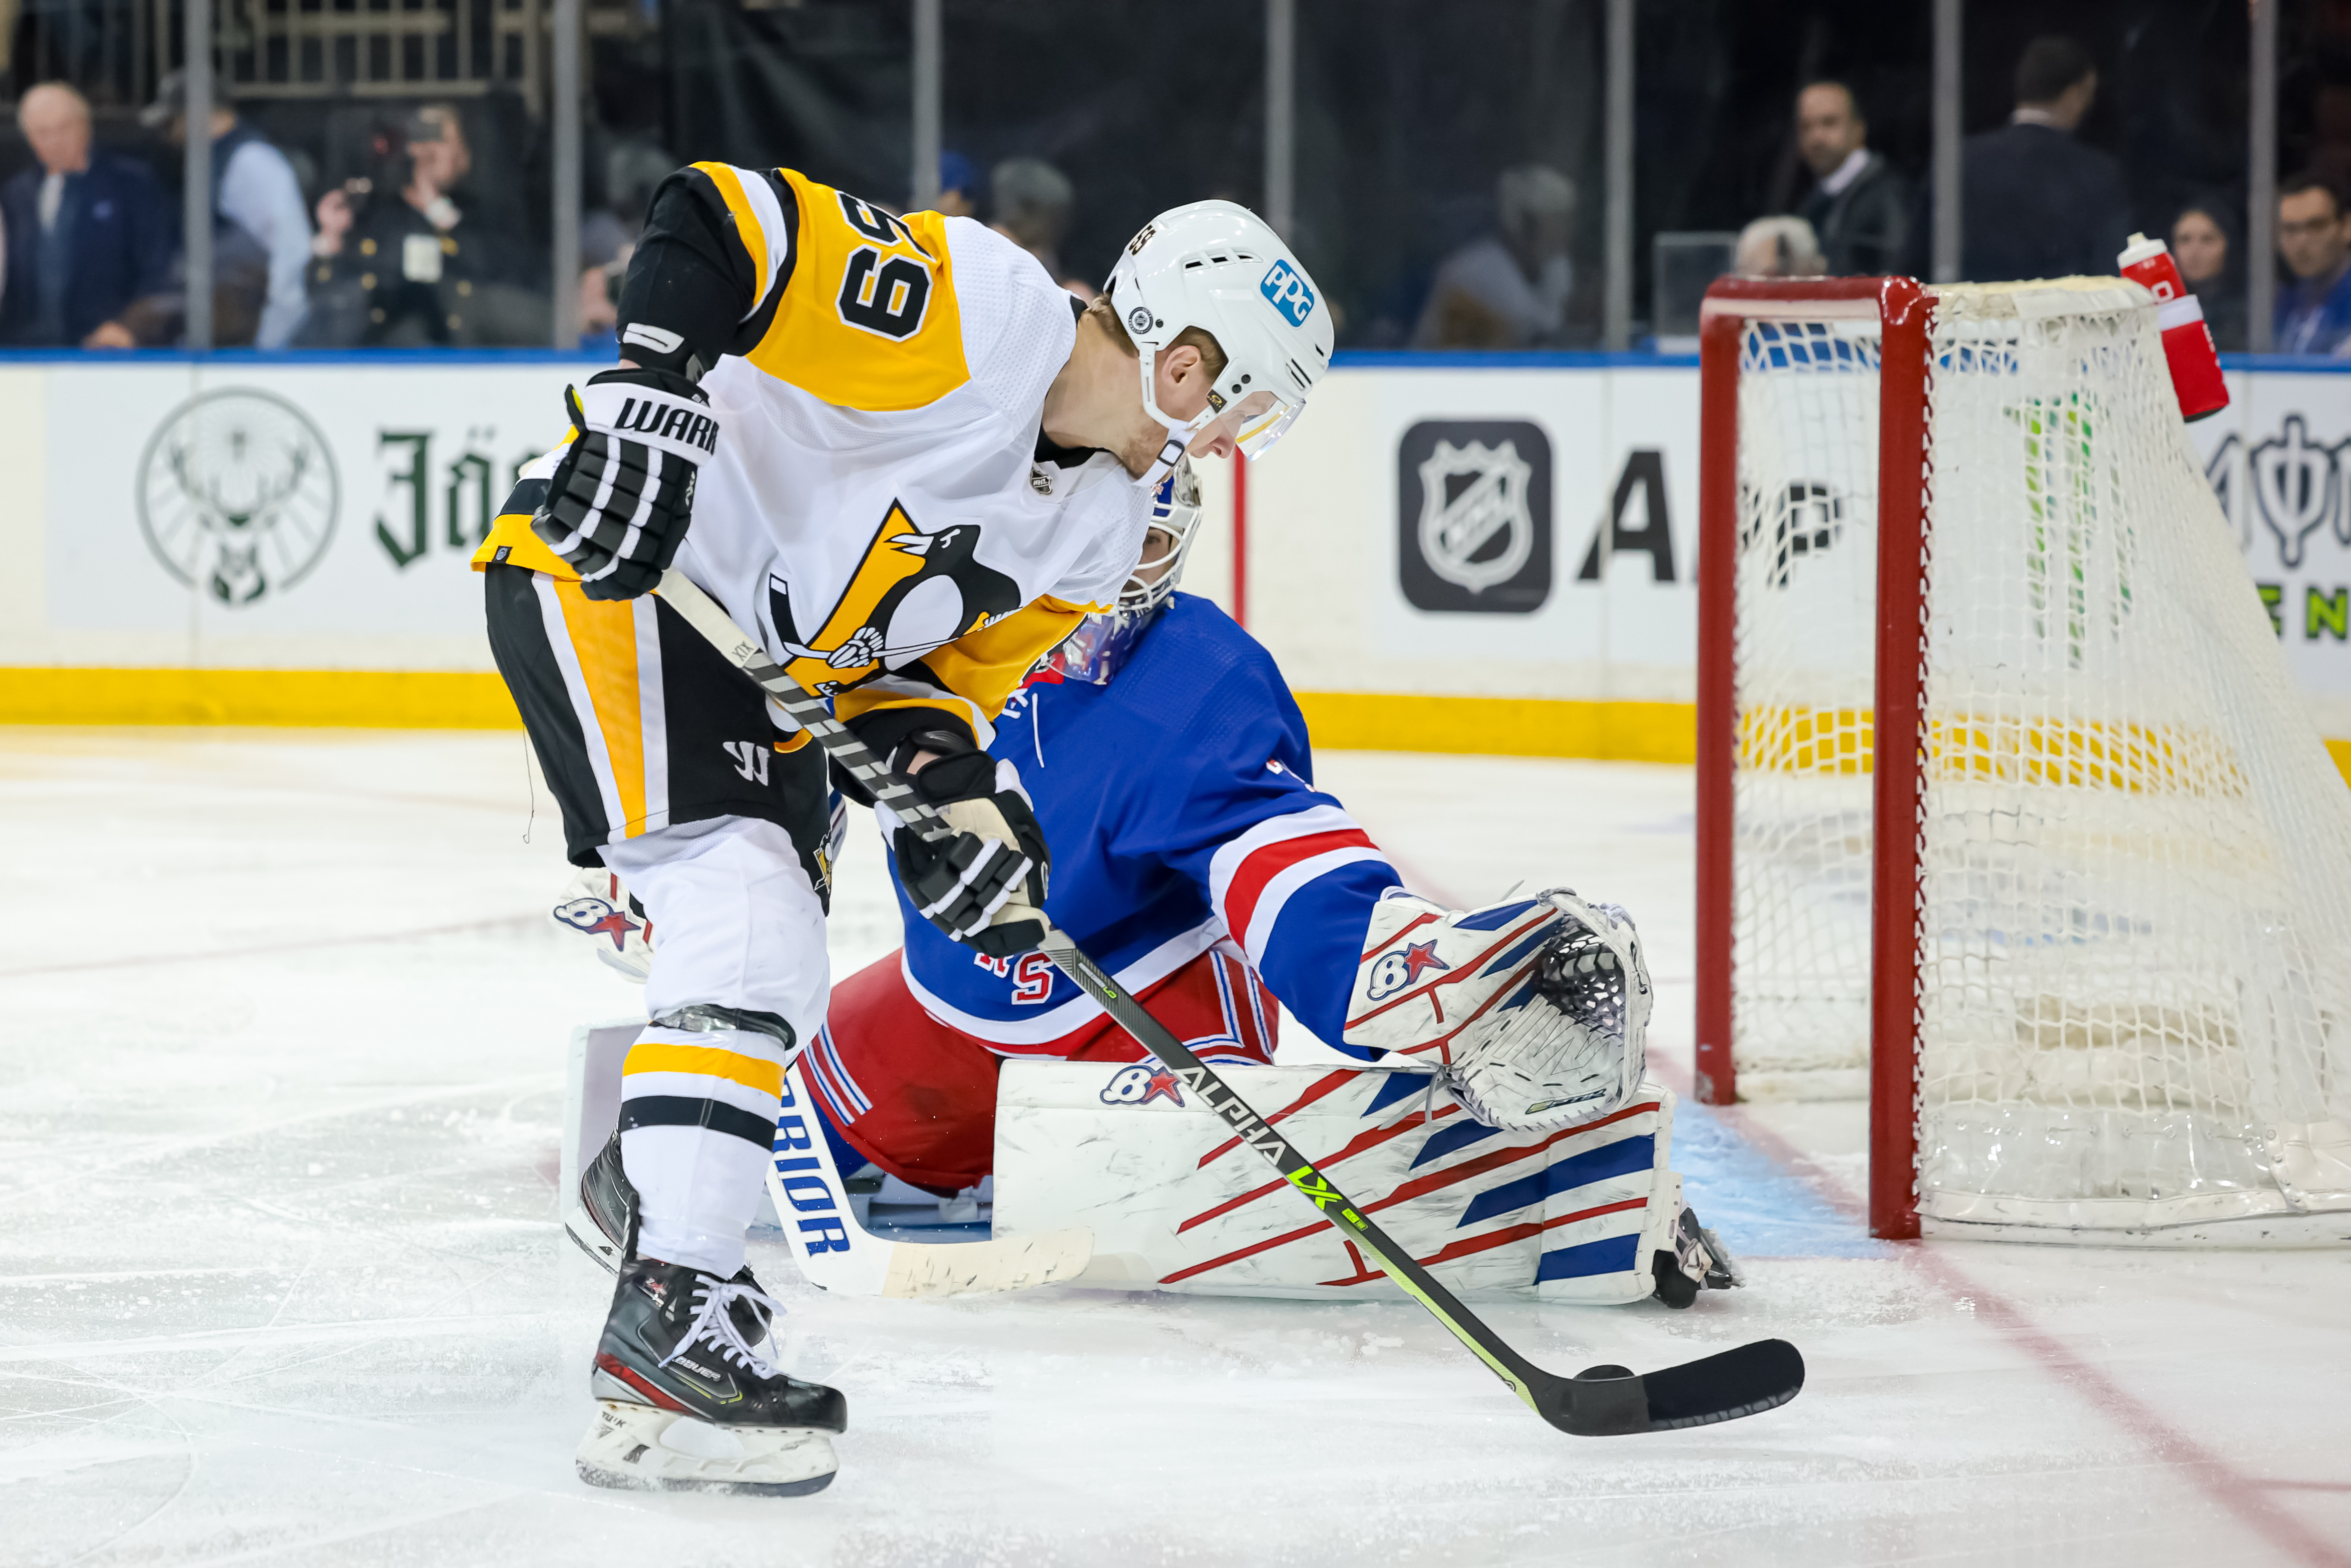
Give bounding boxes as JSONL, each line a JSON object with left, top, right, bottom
{"left": 1696, "top": 276, "right": 2351, "bottom": 1241}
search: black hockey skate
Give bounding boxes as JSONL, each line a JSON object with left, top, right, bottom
{"left": 1651, "top": 1205, "right": 1742, "bottom": 1310}
{"left": 568, "top": 1131, "right": 774, "bottom": 1341}
{"left": 579, "top": 1256, "right": 848, "bottom": 1496}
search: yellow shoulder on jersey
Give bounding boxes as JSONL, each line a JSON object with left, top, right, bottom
{"left": 744, "top": 169, "right": 969, "bottom": 412}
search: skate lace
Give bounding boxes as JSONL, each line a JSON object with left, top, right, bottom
{"left": 658, "top": 1275, "right": 787, "bottom": 1381}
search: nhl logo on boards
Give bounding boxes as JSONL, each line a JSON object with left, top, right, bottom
{"left": 136, "top": 389, "right": 340, "bottom": 606}
{"left": 1396, "top": 420, "right": 1552, "bottom": 613}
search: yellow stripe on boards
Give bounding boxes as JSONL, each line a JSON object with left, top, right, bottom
{"left": 1294, "top": 692, "right": 1699, "bottom": 765}
{"left": 623, "top": 1041, "right": 782, "bottom": 1097}
{"left": 0, "top": 668, "right": 521, "bottom": 728}
{"left": 9, "top": 671, "right": 2351, "bottom": 795}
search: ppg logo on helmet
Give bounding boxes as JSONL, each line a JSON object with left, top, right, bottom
{"left": 1260, "top": 260, "right": 1315, "bottom": 326}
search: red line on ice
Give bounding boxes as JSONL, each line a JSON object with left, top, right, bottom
{"left": 1658, "top": 1054, "right": 2351, "bottom": 1568}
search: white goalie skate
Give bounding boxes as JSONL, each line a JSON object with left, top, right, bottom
{"left": 1343, "top": 887, "right": 1652, "bottom": 1132}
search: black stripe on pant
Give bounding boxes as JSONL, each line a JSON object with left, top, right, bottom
{"left": 620, "top": 1094, "right": 777, "bottom": 1149}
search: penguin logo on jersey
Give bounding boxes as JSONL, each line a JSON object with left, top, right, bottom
{"left": 766, "top": 502, "right": 1022, "bottom": 696}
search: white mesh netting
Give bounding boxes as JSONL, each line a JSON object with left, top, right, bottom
{"left": 1729, "top": 279, "right": 2351, "bottom": 1235}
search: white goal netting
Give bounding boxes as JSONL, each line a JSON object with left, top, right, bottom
{"left": 1729, "top": 278, "right": 2351, "bottom": 1235}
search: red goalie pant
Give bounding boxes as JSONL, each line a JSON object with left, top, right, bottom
{"left": 806, "top": 946, "right": 1279, "bottom": 1194}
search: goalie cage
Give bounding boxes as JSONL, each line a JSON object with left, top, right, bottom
{"left": 1693, "top": 274, "right": 2351, "bottom": 1244}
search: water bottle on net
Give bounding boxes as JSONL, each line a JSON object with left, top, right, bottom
{"left": 2117, "top": 231, "right": 2230, "bottom": 422}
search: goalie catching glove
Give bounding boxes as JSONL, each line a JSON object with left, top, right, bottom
{"left": 881, "top": 729, "right": 1051, "bottom": 959}
{"left": 532, "top": 367, "right": 719, "bottom": 601}
{"left": 1343, "top": 888, "right": 1652, "bottom": 1132}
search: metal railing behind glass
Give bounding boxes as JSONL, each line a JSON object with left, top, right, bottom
{"left": 204, "top": 0, "right": 548, "bottom": 108}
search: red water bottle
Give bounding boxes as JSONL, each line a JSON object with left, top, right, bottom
{"left": 2118, "top": 232, "right": 2230, "bottom": 422}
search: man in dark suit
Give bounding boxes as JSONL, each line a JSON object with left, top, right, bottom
{"left": 1795, "top": 81, "right": 1908, "bottom": 277}
{"left": 1952, "top": 36, "right": 2131, "bottom": 283}
{"left": 0, "top": 82, "right": 174, "bottom": 347}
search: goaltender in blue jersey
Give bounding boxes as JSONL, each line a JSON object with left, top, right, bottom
{"left": 561, "top": 463, "right": 1741, "bottom": 1308}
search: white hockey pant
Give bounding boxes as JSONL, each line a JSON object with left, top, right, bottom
{"left": 599, "top": 816, "right": 829, "bottom": 1278}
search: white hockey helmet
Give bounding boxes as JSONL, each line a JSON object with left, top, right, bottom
{"left": 1106, "top": 200, "right": 1333, "bottom": 467}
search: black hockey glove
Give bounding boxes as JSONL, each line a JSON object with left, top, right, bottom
{"left": 886, "top": 728, "right": 1051, "bottom": 959}
{"left": 532, "top": 367, "right": 719, "bottom": 601}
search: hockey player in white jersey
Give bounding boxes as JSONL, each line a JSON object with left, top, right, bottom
{"left": 562, "top": 463, "right": 1741, "bottom": 1308}
{"left": 475, "top": 168, "right": 1332, "bottom": 1494}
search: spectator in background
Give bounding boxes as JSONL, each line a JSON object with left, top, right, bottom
{"left": 578, "top": 139, "right": 671, "bottom": 352}
{"left": 1794, "top": 81, "right": 1906, "bottom": 276}
{"left": 2170, "top": 200, "right": 2246, "bottom": 352}
{"left": 0, "top": 82, "right": 173, "bottom": 347}
{"left": 1735, "top": 215, "right": 1825, "bottom": 278}
{"left": 2275, "top": 174, "right": 2351, "bottom": 356}
{"left": 1953, "top": 35, "right": 2130, "bottom": 282}
{"left": 1411, "top": 164, "right": 1577, "bottom": 349}
{"left": 935, "top": 151, "right": 981, "bottom": 218}
{"left": 989, "top": 157, "right": 1089, "bottom": 297}
{"left": 308, "top": 105, "right": 542, "bottom": 345}
{"left": 144, "top": 72, "right": 311, "bottom": 348}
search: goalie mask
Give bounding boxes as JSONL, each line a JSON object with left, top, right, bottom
{"left": 1106, "top": 200, "right": 1334, "bottom": 486}
{"left": 1034, "top": 458, "right": 1204, "bottom": 686}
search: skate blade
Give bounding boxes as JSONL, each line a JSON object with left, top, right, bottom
{"left": 576, "top": 1401, "right": 837, "bottom": 1497}
{"left": 880, "top": 1225, "right": 1093, "bottom": 1299}
{"left": 563, "top": 1203, "right": 624, "bottom": 1275}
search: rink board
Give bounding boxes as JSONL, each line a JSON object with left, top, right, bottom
{"left": 993, "top": 1061, "right": 1679, "bottom": 1304}
{"left": 8, "top": 352, "right": 2351, "bottom": 749}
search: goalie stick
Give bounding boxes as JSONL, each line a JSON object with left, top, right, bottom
{"left": 763, "top": 1059, "right": 1093, "bottom": 1299}
{"left": 654, "top": 568, "right": 1805, "bottom": 1435}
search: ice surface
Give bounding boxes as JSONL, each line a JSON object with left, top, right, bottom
{"left": 3, "top": 731, "right": 2347, "bottom": 1565}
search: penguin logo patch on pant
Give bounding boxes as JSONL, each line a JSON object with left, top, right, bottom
{"left": 766, "top": 501, "right": 1021, "bottom": 696}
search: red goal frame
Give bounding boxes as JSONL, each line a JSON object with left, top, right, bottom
{"left": 1692, "top": 276, "right": 1934, "bottom": 1242}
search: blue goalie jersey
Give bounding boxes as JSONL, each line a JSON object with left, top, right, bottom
{"left": 888, "top": 593, "right": 1403, "bottom": 1054}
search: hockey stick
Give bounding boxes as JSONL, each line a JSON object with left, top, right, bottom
{"left": 765, "top": 1058, "right": 1092, "bottom": 1298}
{"left": 654, "top": 569, "right": 1804, "bottom": 1435}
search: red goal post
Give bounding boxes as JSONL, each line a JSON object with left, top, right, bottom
{"left": 1694, "top": 276, "right": 1932, "bottom": 1241}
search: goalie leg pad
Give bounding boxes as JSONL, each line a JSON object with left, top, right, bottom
{"left": 1343, "top": 888, "right": 1653, "bottom": 1133}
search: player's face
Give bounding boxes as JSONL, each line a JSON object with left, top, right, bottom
{"left": 1186, "top": 390, "right": 1281, "bottom": 462}
{"left": 1130, "top": 526, "right": 1181, "bottom": 588}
